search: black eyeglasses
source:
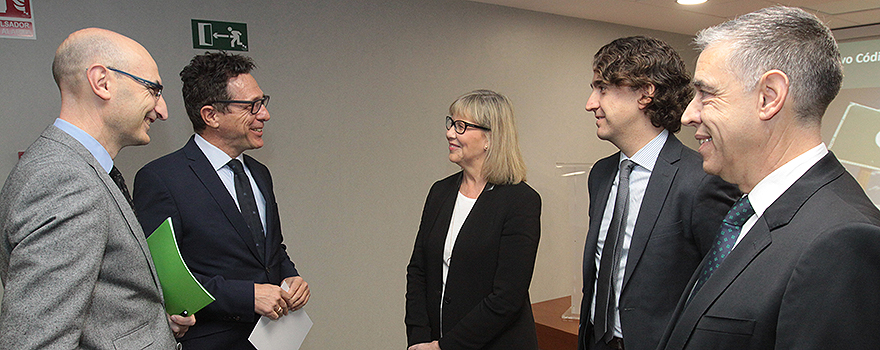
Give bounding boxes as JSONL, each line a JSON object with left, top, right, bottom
{"left": 446, "top": 116, "right": 490, "bottom": 134}
{"left": 107, "top": 67, "right": 163, "bottom": 99}
{"left": 210, "top": 95, "right": 270, "bottom": 115}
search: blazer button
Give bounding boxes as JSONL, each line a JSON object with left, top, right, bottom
{"left": 265, "top": 267, "right": 271, "bottom": 273}
{"left": 443, "top": 297, "right": 451, "bottom": 304}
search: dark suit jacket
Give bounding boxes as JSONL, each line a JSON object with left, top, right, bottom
{"left": 0, "top": 125, "right": 177, "bottom": 349}
{"left": 133, "top": 136, "right": 299, "bottom": 350}
{"left": 578, "top": 135, "right": 739, "bottom": 350}
{"left": 659, "top": 152, "right": 880, "bottom": 350}
{"left": 406, "top": 172, "right": 541, "bottom": 350}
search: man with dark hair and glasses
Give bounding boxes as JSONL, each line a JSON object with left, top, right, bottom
{"left": 0, "top": 28, "right": 194, "bottom": 350}
{"left": 133, "top": 51, "right": 310, "bottom": 350}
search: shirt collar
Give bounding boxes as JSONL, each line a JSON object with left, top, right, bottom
{"left": 54, "top": 118, "right": 114, "bottom": 173}
{"left": 194, "top": 134, "right": 245, "bottom": 171}
{"left": 620, "top": 129, "right": 668, "bottom": 171}
{"left": 747, "top": 143, "right": 828, "bottom": 218}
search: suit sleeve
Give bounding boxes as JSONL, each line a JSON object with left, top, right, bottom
{"left": 405, "top": 182, "right": 441, "bottom": 346}
{"left": 689, "top": 173, "right": 740, "bottom": 255}
{"left": 0, "top": 163, "right": 112, "bottom": 349}
{"left": 133, "top": 166, "right": 255, "bottom": 322}
{"left": 776, "top": 222, "right": 880, "bottom": 349}
{"left": 439, "top": 186, "right": 542, "bottom": 350}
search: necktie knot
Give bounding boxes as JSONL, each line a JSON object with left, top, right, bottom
{"left": 620, "top": 159, "right": 635, "bottom": 179}
{"left": 227, "top": 159, "right": 246, "bottom": 175}
{"left": 724, "top": 196, "right": 755, "bottom": 227}
{"left": 109, "top": 166, "right": 134, "bottom": 210}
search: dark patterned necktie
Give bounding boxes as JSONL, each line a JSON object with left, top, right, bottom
{"left": 227, "top": 159, "right": 266, "bottom": 263}
{"left": 109, "top": 166, "right": 134, "bottom": 210}
{"left": 691, "top": 196, "right": 754, "bottom": 298}
{"left": 594, "top": 159, "right": 636, "bottom": 343}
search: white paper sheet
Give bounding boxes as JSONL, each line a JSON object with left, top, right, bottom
{"left": 248, "top": 281, "right": 313, "bottom": 350}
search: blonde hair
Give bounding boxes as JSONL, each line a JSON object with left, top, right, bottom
{"left": 449, "top": 90, "right": 527, "bottom": 185}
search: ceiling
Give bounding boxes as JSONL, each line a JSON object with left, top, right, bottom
{"left": 467, "top": 0, "right": 880, "bottom": 36}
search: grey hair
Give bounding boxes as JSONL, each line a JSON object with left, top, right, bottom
{"left": 694, "top": 6, "right": 843, "bottom": 123}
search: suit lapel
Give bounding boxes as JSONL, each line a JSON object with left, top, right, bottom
{"left": 582, "top": 156, "right": 617, "bottom": 312}
{"left": 245, "top": 155, "right": 277, "bottom": 259}
{"left": 762, "top": 153, "right": 844, "bottom": 230}
{"left": 585, "top": 157, "right": 616, "bottom": 254}
{"left": 667, "top": 218, "right": 772, "bottom": 348}
{"left": 687, "top": 153, "right": 844, "bottom": 306}
{"left": 183, "top": 139, "right": 265, "bottom": 264}
{"left": 623, "top": 137, "right": 681, "bottom": 290}
{"left": 666, "top": 152, "right": 845, "bottom": 348}
{"left": 450, "top": 182, "right": 494, "bottom": 260}
{"left": 706, "top": 217, "right": 772, "bottom": 303}
{"left": 99, "top": 164, "right": 168, "bottom": 295}
{"left": 427, "top": 176, "right": 458, "bottom": 249}
{"left": 43, "top": 126, "right": 164, "bottom": 292}
{"left": 426, "top": 174, "right": 459, "bottom": 287}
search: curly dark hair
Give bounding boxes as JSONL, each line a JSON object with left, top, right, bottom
{"left": 593, "top": 36, "right": 692, "bottom": 133}
{"left": 180, "top": 51, "right": 256, "bottom": 132}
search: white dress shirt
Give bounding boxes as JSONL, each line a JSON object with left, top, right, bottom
{"left": 733, "top": 143, "right": 828, "bottom": 248}
{"left": 194, "top": 134, "right": 268, "bottom": 234}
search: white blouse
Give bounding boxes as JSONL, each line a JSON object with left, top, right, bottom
{"left": 441, "top": 191, "right": 477, "bottom": 310}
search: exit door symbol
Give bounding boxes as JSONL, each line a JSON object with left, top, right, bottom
{"left": 192, "top": 19, "right": 248, "bottom": 51}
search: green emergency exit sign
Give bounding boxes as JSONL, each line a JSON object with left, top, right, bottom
{"left": 192, "top": 19, "right": 248, "bottom": 51}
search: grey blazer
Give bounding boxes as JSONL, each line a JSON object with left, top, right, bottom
{"left": 0, "top": 125, "right": 177, "bottom": 349}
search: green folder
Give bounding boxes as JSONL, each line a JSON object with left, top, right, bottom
{"left": 146, "top": 217, "right": 215, "bottom": 316}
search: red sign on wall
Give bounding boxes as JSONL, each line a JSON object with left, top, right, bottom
{"left": 1, "top": 0, "right": 32, "bottom": 19}
{"left": 1, "top": 0, "right": 35, "bottom": 39}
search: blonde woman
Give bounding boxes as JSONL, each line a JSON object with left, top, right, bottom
{"left": 406, "top": 90, "right": 541, "bottom": 350}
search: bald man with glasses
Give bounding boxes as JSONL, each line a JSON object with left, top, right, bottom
{"left": 0, "top": 28, "right": 195, "bottom": 350}
{"left": 133, "top": 52, "right": 310, "bottom": 350}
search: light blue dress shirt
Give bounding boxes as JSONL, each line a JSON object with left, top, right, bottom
{"left": 53, "top": 118, "right": 113, "bottom": 174}
{"left": 592, "top": 129, "right": 669, "bottom": 337}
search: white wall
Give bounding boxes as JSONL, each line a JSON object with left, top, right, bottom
{"left": 0, "top": 0, "right": 697, "bottom": 348}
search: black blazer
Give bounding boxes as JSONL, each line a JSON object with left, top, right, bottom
{"left": 578, "top": 135, "right": 739, "bottom": 350}
{"left": 133, "top": 136, "right": 299, "bottom": 350}
{"left": 659, "top": 152, "right": 880, "bottom": 350}
{"left": 406, "top": 172, "right": 541, "bottom": 350}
